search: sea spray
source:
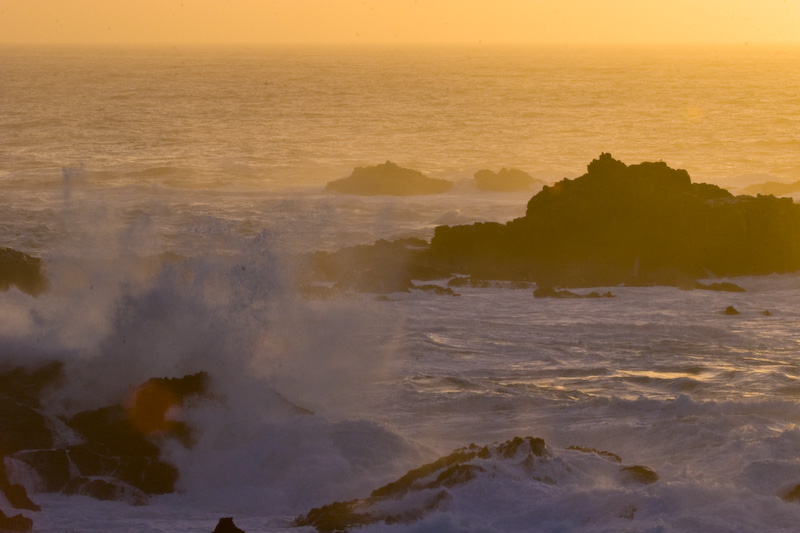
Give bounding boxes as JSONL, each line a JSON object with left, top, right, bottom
{"left": 0, "top": 199, "right": 426, "bottom": 519}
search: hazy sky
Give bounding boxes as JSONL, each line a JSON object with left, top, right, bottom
{"left": 1, "top": 0, "right": 799, "bottom": 45}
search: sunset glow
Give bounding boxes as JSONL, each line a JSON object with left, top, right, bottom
{"left": 1, "top": 0, "right": 799, "bottom": 45}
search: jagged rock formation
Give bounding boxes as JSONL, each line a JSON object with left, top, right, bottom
{"left": 0, "top": 509, "right": 32, "bottom": 532}
{"left": 293, "top": 436, "right": 658, "bottom": 532}
{"left": 429, "top": 154, "right": 800, "bottom": 287}
{"left": 0, "top": 363, "right": 210, "bottom": 516}
{"left": 474, "top": 168, "right": 539, "bottom": 192}
{"left": 325, "top": 161, "right": 452, "bottom": 196}
{"left": 300, "top": 155, "right": 800, "bottom": 293}
{"left": 0, "top": 247, "right": 47, "bottom": 296}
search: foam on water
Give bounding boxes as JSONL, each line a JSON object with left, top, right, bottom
{"left": 2, "top": 44, "right": 800, "bottom": 531}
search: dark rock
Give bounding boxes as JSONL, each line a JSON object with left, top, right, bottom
{"left": 695, "top": 281, "right": 746, "bottom": 292}
{"left": 474, "top": 168, "right": 539, "bottom": 192}
{"left": 326, "top": 161, "right": 452, "bottom": 196}
{"left": 498, "top": 436, "right": 548, "bottom": 458}
{"left": 763, "top": 309, "right": 772, "bottom": 316}
{"left": 0, "top": 483, "right": 39, "bottom": 512}
{"left": 294, "top": 437, "right": 650, "bottom": 532}
{"left": 621, "top": 465, "right": 659, "bottom": 484}
{"left": 0, "top": 509, "right": 33, "bottom": 532}
{"left": 413, "top": 284, "right": 458, "bottom": 296}
{"left": 0, "top": 398, "right": 53, "bottom": 459}
{"left": 370, "top": 448, "right": 478, "bottom": 499}
{"left": 782, "top": 484, "right": 800, "bottom": 502}
{"left": 294, "top": 501, "right": 374, "bottom": 532}
{"left": 533, "top": 286, "right": 615, "bottom": 299}
{"left": 0, "top": 361, "right": 63, "bottom": 408}
{"left": 429, "top": 154, "right": 800, "bottom": 288}
{"left": 0, "top": 462, "right": 39, "bottom": 511}
{"left": 0, "top": 362, "right": 63, "bottom": 455}
{"left": 0, "top": 247, "right": 48, "bottom": 296}
{"left": 213, "top": 517, "right": 246, "bottom": 533}
{"left": 12, "top": 449, "right": 71, "bottom": 493}
{"left": 724, "top": 305, "right": 740, "bottom": 315}
{"left": 423, "top": 464, "right": 484, "bottom": 489}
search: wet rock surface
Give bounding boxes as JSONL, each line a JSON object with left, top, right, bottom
{"left": 0, "top": 362, "right": 210, "bottom": 518}
{"left": 293, "top": 436, "right": 657, "bottom": 532}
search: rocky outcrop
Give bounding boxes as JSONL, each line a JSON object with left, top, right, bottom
{"left": 0, "top": 247, "right": 47, "bottom": 296}
{"left": 326, "top": 161, "right": 452, "bottom": 196}
{"left": 293, "top": 436, "right": 657, "bottom": 532}
{"left": 429, "top": 154, "right": 800, "bottom": 287}
{"left": 474, "top": 168, "right": 539, "bottom": 192}
{"left": 213, "top": 517, "right": 246, "bottom": 533}
{"left": 0, "top": 363, "right": 210, "bottom": 512}
{"left": 0, "top": 509, "right": 32, "bottom": 532}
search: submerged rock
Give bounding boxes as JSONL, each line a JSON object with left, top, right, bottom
{"left": 293, "top": 436, "right": 656, "bottom": 532}
{"left": 326, "top": 161, "right": 452, "bottom": 196}
{"left": 474, "top": 168, "right": 539, "bottom": 192}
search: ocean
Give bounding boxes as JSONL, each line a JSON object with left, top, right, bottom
{"left": 2, "top": 44, "right": 800, "bottom": 532}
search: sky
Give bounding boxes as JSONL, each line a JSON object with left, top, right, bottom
{"left": 1, "top": 0, "right": 799, "bottom": 46}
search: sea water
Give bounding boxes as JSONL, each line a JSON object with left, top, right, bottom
{"left": 1, "top": 44, "right": 800, "bottom": 532}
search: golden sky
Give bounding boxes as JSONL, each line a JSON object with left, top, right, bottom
{"left": 1, "top": 0, "right": 799, "bottom": 45}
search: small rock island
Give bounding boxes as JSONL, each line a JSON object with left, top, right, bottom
{"left": 301, "top": 154, "right": 800, "bottom": 294}
{"left": 474, "top": 167, "right": 539, "bottom": 192}
{"left": 325, "top": 161, "right": 453, "bottom": 196}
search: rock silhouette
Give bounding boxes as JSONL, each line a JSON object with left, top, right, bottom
{"left": 213, "top": 517, "right": 246, "bottom": 533}
{"left": 429, "top": 154, "right": 800, "bottom": 287}
{"left": 293, "top": 436, "right": 657, "bottom": 532}
{"left": 326, "top": 161, "right": 452, "bottom": 196}
{"left": 1, "top": 363, "right": 210, "bottom": 510}
{"left": 474, "top": 168, "right": 539, "bottom": 192}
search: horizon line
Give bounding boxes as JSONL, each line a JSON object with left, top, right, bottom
{"left": 2, "top": 40, "right": 799, "bottom": 48}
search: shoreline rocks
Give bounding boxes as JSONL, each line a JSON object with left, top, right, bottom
{"left": 293, "top": 436, "right": 657, "bottom": 532}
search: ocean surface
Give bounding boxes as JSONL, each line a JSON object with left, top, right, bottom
{"left": 2, "top": 44, "right": 800, "bottom": 532}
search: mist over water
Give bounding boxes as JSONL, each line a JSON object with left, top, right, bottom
{"left": 2, "top": 45, "right": 800, "bottom": 531}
